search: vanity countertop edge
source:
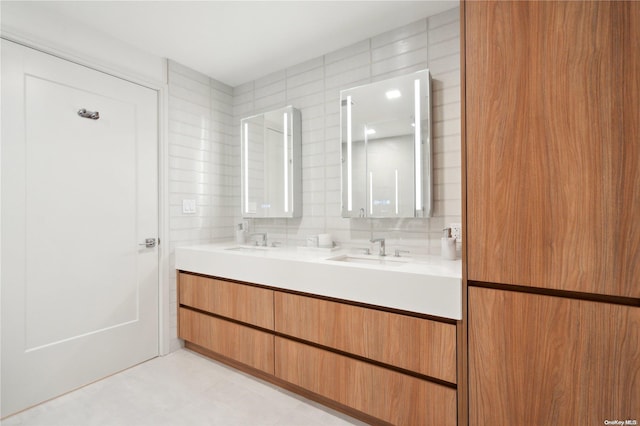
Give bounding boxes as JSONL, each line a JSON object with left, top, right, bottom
{"left": 175, "top": 243, "right": 462, "bottom": 320}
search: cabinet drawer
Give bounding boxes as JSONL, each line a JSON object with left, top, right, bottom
{"left": 179, "top": 308, "right": 274, "bottom": 374}
{"left": 274, "top": 292, "right": 456, "bottom": 383}
{"left": 178, "top": 272, "right": 274, "bottom": 329}
{"left": 275, "top": 337, "right": 456, "bottom": 426}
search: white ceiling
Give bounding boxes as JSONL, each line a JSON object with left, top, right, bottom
{"left": 14, "top": 1, "right": 458, "bottom": 87}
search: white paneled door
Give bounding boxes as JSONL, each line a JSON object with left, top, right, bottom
{"left": 1, "top": 40, "right": 159, "bottom": 417}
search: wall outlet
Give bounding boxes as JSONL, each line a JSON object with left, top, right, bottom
{"left": 182, "top": 199, "right": 196, "bottom": 214}
{"left": 450, "top": 223, "right": 462, "bottom": 242}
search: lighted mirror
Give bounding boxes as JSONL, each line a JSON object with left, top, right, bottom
{"left": 241, "top": 106, "right": 301, "bottom": 218}
{"left": 340, "top": 69, "right": 432, "bottom": 218}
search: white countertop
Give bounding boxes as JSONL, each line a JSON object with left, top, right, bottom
{"left": 175, "top": 242, "right": 462, "bottom": 320}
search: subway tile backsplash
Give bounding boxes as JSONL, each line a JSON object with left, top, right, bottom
{"left": 167, "top": 9, "right": 462, "bottom": 340}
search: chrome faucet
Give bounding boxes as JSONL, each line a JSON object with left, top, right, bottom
{"left": 394, "top": 249, "right": 410, "bottom": 258}
{"left": 250, "top": 233, "right": 267, "bottom": 247}
{"left": 370, "top": 238, "right": 386, "bottom": 256}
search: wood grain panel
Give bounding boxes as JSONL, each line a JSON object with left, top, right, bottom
{"left": 615, "top": 1, "right": 640, "bottom": 293}
{"left": 178, "top": 272, "right": 274, "bottom": 329}
{"left": 275, "top": 337, "right": 456, "bottom": 426}
{"left": 469, "top": 286, "right": 640, "bottom": 424}
{"left": 178, "top": 308, "right": 274, "bottom": 374}
{"left": 274, "top": 292, "right": 456, "bottom": 383}
{"left": 465, "top": 1, "right": 640, "bottom": 297}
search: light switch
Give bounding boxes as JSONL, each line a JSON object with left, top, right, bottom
{"left": 182, "top": 199, "right": 196, "bottom": 214}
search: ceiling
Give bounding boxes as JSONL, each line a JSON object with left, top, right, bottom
{"left": 10, "top": 1, "right": 458, "bottom": 87}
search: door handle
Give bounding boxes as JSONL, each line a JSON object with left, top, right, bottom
{"left": 77, "top": 108, "right": 100, "bottom": 120}
{"left": 139, "top": 238, "right": 157, "bottom": 248}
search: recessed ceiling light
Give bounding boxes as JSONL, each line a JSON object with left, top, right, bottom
{"left": 386, "top": 90, "right": 401, "bottom": 99}
{"left": 366, "top": 128, "right": 376, "bottom": 135}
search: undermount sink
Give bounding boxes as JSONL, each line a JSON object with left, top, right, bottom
{"left": 327, "top": 254, "right": 409, "bottom": 267}
{"left": 225, "top": 245, "right": 275, "bottom": 252}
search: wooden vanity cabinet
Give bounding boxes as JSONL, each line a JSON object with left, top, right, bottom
{"left": 178, "top": 271, "right": 459, "bottom": 424}
{"left": 274, "top": 291, "right": 456, "bottom": 383}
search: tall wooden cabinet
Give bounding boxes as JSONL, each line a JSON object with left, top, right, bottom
{"left": 465, "top": 0, "right": 639, "bottom": 298}
{"left": 463, "top": 1, "right": 640, "bottom": 424}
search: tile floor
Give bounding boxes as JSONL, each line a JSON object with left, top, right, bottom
{"left": 2, "top": 349, "right": 367, "bottom": 426}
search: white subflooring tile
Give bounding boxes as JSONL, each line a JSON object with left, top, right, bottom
{"left": 2, "top": 349, "right": 367, "bottom": 426}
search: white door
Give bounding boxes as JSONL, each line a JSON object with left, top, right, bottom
{"left": 1, "top": 40, "right": 159, "bottom": 417}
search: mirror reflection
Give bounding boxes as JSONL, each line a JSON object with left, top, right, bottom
{"left": 241, "top": 106, "right": 301, "bottom": 218}
{"left": 340, "top": 69, "right": 432, "bottom": 218}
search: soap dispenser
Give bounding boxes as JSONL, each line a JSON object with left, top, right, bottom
{"left": 441, "top": 227, "right": 457, "bottom": 260}
{"left": 236, "top": 223, "right": 246, "bottom": 244}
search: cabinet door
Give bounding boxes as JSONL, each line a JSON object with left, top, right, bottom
{"left": 178, "top": 272, "right": 274, "bottom": 329}
{"left": 465, "top": 1, "right": 640, "bottom": 297}
{"left": 622, "top": 1, "right": 640, "bottom": 294}
{"left": 274, "top": 292, "right": 456, "bottom": 383}
{"left": 468, "top": 287, "right": 640, "bottom": 424}
{"left": 179, "top": 308, "right": 274, "bottom": 374}
{"left": 275, "top": 337, "right": 456, "bottom": 426}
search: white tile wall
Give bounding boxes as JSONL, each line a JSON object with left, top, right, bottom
{"left": 232, "top": 7, "right": 461, "bottom": 255}
{"left": 167, "top": 60, "right": 235, "bottom": 351}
